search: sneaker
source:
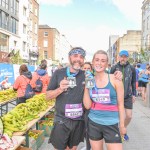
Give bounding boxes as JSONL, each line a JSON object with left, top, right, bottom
{"left": 123, "top": 134, "right": 129, "bottom": 141}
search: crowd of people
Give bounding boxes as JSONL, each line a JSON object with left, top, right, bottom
{"left": 1, "top": 47, "right": 150, "bottom": 150}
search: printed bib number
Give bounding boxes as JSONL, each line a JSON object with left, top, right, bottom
{"left": 65, "top": 103, "right": 83, "bottom": 119}
{"left": 92, "top": 89, "right": 111, "bottom": 104}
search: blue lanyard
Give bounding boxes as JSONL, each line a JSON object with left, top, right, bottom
{"left": 66, "top": 67, "right": 78, "bottom": 77}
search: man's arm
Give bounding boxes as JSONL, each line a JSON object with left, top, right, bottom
{"left": 110, "top": 65, "right": 123, "bottom": 81}
{"left": 131, "top": 66, "right": 136, "bottom": 97}
{"left": 46, "top": 70, "right": 69, "bottom": 100}
{"left": 46, "top": 88, "right": 64, "bottom": 100}
{"left": 110, "top": 65, "right": 116, "bottom": 74}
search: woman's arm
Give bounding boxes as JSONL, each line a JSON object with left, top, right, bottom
{"left": 83, "top": 87, "right": 92, "bottom": 109}
{"left": 113, "top": 75, "right": 126, "bottom": 136}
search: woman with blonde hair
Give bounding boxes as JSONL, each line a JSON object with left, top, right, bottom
{"left": 83, "top": 50, "right": 126, "bottom": 150}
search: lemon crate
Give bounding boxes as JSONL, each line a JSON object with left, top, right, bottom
{"left": 28, "top": 130, "right": 45, "bottom": 150}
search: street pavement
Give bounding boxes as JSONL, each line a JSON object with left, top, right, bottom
{"left": 39, "top": 96, "right": 150, "bottom": 150}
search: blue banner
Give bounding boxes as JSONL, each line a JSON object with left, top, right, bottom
{"left": 0, "top": 63, "right": 14, "bottom": 85}
{"left": 0, "top": 63, "right": 36, "bottom": 85}
{"left": 27, "top": 65, "right": 35, "bottom": 73}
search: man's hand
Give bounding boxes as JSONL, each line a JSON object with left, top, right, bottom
{"left": 114, "top": 71, "right": 123, "bottom": 81}
{"left": 132, "top": 96, "right": 136, "bottom": 103}
{"left": 59, "top": 77, "right": 69, "bottom": 91}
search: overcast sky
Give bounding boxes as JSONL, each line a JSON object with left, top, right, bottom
{"left": 39, "top": 0, "right": 143, "bottom": 61}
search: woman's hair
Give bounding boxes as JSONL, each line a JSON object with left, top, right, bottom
{"left": 40, "top": 63, "right": 47, "bottom": 70}
{"left": 92, "top": 50, "right": 108, "bottom": 61}
{"left": 83, "top": 62, "right": 93, "bottom": 70}
{"left": 19, "top": 64, "right": 28, "bottom": 75}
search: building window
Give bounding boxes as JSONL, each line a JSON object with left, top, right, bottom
{"left": 10, "top": 17, "right": 18, "bottom": 34}
{"left": 0, "top": 11, "right": 9, "bottom": 30}
{"left": 30, "top": 19, "right": 32, "bottom": 31}
{"left": 44, "top": 32, "right": 48, "bottom": 37}
{"left": 14, "top": 40, "right": 17, "bottom": 48}
{"left": 43, "top": 40, "right": 48, "bottom": 47}
{"left": 23, "top": 24, "right": 26, "bottom": 34}
{"left": 44, "top": 51, "right": 48, "bottom": 59}
{"left": 10, "top": 0, "right": 19, "bottom": 16}
{"left": 34, "top": 23, "right": 37, "bottom": 34}
{"left": 35, "top": 8, "right": 37, "bottom": 16}
{"left": 23, "top": 41, "right": 26, "bottom": 52}
{"left": 30, "top": 2, "right": 33, "bottom": 12}
{"left": 1, "top": 0, "right": 8, "bottom": 9}
{"left": 0, "top": 32, "right": 8, "bottom": 52}
{"left": 23, "top": 7, "right": 26, "bottom": 16}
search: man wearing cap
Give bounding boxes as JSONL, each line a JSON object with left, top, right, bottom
{"left": 46, "top": 47, "right": 123, "bottom": 150}
{"left": 110, "top": 50, "right": 136, "bottom": 141}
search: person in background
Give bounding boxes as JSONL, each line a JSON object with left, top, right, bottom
{"left": 35, "top": 59, "right": 48, "bottom": 72}
{"left": 138, "top": 64, "right": 150, "bottom": 102}
{"left": 110, "top": 50, "right": 136, "bottom": 141}
{"left": 57, "top": 64, "right": 63, "bottom": 69}
{"left": 13, "top": 64, "right": 33, "bottom": 104}
{"left": 83, "top": 50, "right": 126, "bottom": 150}
{"left": 136, "top": 64, "right": 143, "bottom": 96}
{"left": 82, "top": 62, "right": 93, "bottom": 150}
{"left": 133, "top": 64, "right": 139, "bottom": 96}
{"left": 31, "top": 63, "right": 50, "bottom": 94}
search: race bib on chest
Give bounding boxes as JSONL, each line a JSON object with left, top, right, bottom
{"left": 92, "top": 89, "right": 111, "bottom": 104}
{"left": 65, "top": 103, "right": 83, "bottom": 119}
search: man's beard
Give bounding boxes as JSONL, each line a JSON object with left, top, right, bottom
{"left": 120, "top": 61, "right": 127, "bottom": 65}
{"left": 70, "top": 61, "right": 83, "bottom": 71}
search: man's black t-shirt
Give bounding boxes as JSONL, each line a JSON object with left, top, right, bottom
{"left": 47, "top": 67, "right": 85, "bottom": 121}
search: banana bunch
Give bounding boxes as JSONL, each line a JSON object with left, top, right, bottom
{"left": 2, "top": 94, "right": 49, "bottom": 137}
{"left": 28, "top": 130, "right": 40, "bottom": 139}
{"left": 2, "top": 110, "right": 27, "bottom": 137}
{"left": 40, "top": 119, "right": 53, "bottom": 127}
{"left": 0, "top": 89, "right": 17, "bottom": 102}
{"left": 26, "top": 94, "right": 48, "bottom": 114}
{"left": 47, "top": 99, "right": 55, "bottom": 106}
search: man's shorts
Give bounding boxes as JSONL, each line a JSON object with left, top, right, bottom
{"left": 138, "top": 80, "right": 143, "bottom": 87}
{"left": 124, "top": 97, "right": 133, "bottom": 109}
{"left": 88, "top": 119, "right": 122, "bottom": 143}
{"left": 49, "top": 119, "right": 84, "bottom": 150}
{"left": 141, "top": 81, "right": 148, "bottom": 88}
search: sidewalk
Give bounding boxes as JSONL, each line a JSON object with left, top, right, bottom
{"left": 39, "top": 97, "right": 150, "bottom": 150}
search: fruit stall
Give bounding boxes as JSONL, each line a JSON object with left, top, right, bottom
{"left": 0, "top": 92, "right": 55, "bottom": 150}
{"left": 0, "top": 89, "right": 17, "bottom": 115}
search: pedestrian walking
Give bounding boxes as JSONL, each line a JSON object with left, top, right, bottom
{"left": 110, "top": 50, "right": 136, "bottom": 141}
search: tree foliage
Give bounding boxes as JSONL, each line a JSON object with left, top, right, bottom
{"left": 10, "top": 51, "right": 23, "bottom": 64}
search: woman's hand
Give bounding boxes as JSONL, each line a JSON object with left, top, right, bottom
{"left": 120, "top": 126, "right": 127, "bottom": 137}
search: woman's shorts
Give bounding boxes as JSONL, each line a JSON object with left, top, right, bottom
{"left": 88, "top": 119, "right": 122, "bottom": 143}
